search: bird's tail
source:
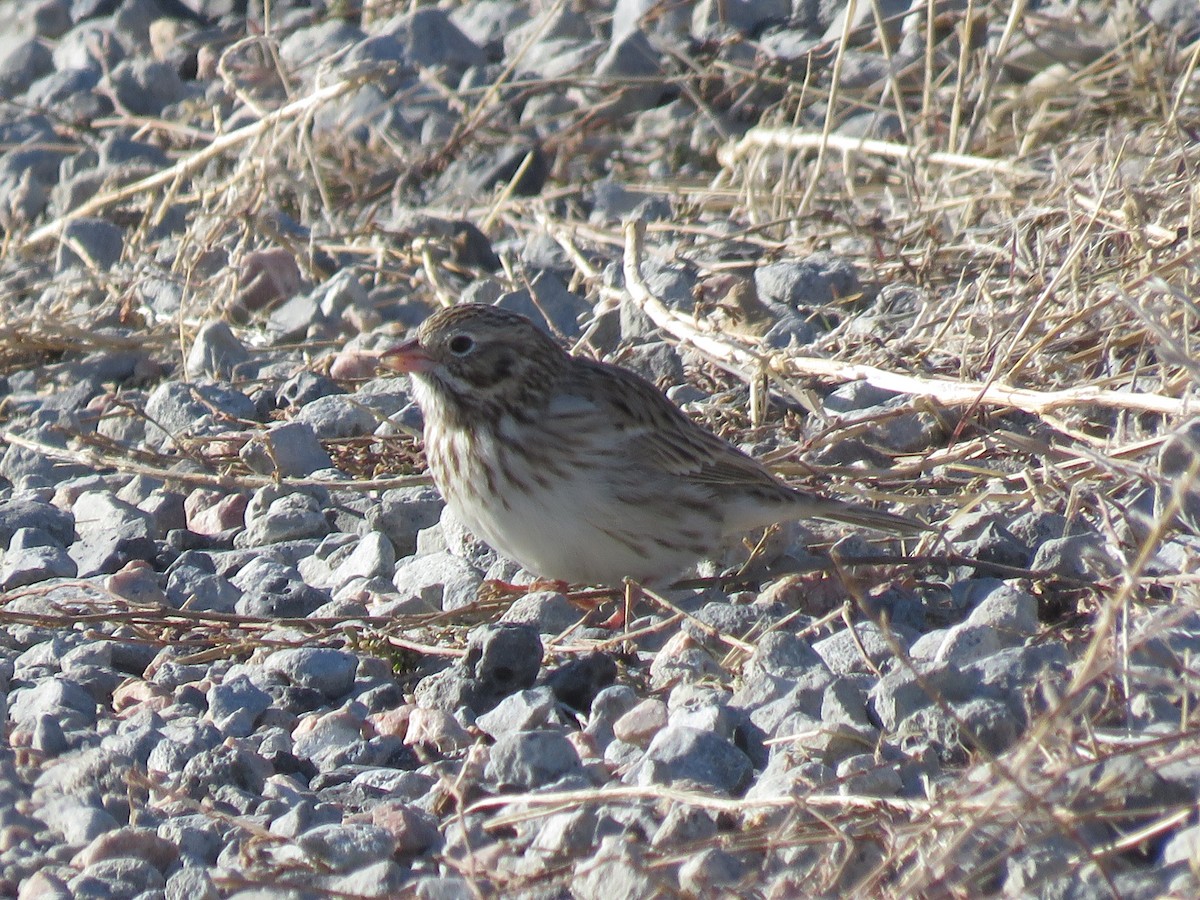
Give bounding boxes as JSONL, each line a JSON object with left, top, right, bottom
{"left": 802, "top": 495, "right": 929, "bottom": 534}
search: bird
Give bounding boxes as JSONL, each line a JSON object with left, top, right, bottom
{"left": 379, "top": 303, "right": 922, "bottom": 587}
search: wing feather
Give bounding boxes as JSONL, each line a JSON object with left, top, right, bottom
{"left": 567, "top": 358, "right": 791, "bottom": 493}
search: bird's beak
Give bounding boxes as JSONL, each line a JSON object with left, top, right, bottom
{"left": 379, "top": 338, "right": 434, "bottom": 374}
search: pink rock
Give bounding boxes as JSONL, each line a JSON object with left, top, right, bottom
{"left": 236, "top": 248, "right": 302, "bottom": 313}
{"left": 185, "top": 490, "right": 248, "bottom": 535}
{"left": 369, "top": 800, "right": 439, "bottom": 855}
{"left": 404, "top": 708, "right": 471, "bottom": 753}
{"left": 329, "top": 349, "right": 382, "bottom": 381}
{"left": 106, "top": 561, "right": 167, "bottom": 606}
{"left": 613, "top": 698, "right": 668, "bottom": 747}
{"left": 72, "top": 826, "right": 176, "bottom": 871}
{"left": 113, "top": 680, "right": 171, "bottom": 713}
{"left": 366, "top": 705, "right": 414, "bottom": 739}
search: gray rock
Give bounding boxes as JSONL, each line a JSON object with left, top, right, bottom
{"left": 1163, "top": 822, "right": 1200, "bottom": 866}
{"left": 69, "top": 857, "right": 165, "bottom": 897}
{"left": 962, "top": 643, "right": 1069, "bottom": 719}
{"left": 298, "top": 823, "right": 397, "bottom": 874}
{"left": 240, "top": 422, "right": 334, "bottom": 478}
{"left": 495, "top": 271, "right": 589, "bottom": 338}
{"left": 585, "top": 684, "right": 640, "bottom": 750}
{"left": 28, "top": 68, "right": 109, "bottom": 122}
{"left": 291, "top": 710, "right": 368, "bottom": 772}
{"left": 35, "top": 797, "right": 119, "bottom": 846}
{"left": 498, "top": 590, "right": 582, "bottom": 634}
{"left": 0, "top": 499, "right": 74, "bottom": 545}
{"left": 105, "top": 58, "right": 187, "bottom": 116}
{"left": 754, "top": 254, "right": 860, "bottom": 308}
{"left": 867, "top": 407, "right": 946, "bottom": 455}
{"left": 262, "top": 648, "right": 358, "bottom": 701}
{"left": 53, "top": 18, "right": 124, "bottom": 70}
{"left": 588, "top": 29, "right": 663, "bottom": 117}
{"left": 178, "top": 743, "right": 270, "bottom": 803}
{"left": 316, "top": 269, "right": 371, "bottom": 320}
{"left": 294, "top": 394, "right": 380, "bottom": 439}
{"left": 572, "top": 837, "right": 661, "bottom": 900}
{"left": 965, "top": 583, "right": 1038, "bottom": 638}
{"left": 763, "top": 315, "right": 819, "bottom": 348}
{"left": 380, "top": 6, "right": 487, "bottom": 71}
{"left": 276, "top": 371, "right": 343, "bottom": 410}
{"left": 185, "top": 321, "right": 249, "bottom": 379}
{"left": 393, "top": 550, "right": 483, "bottom": 611}
{"left": 666, "top": 683, "right": 735, "bottom": 738}
{"left": 540, "top": 653, "right": 613, "bottom": 721}
{"left": 415, "top": 624, "right": 542, "bottom": 715}
{"left": 68, "top": 495, "right": 158, "bottom": 575}
{"left": 753, "top": 630, "right": 828, "bottom": 676}
{"left": 836, "top": 754, "right": 903, "bottom": 796}
{"left": 73, "top": 490, "right": 155, "bottom": 542}
{"left": 146, "top": 719, "right": 222, "bottom": 776}
{"left": 0, "top": 39, "right": 54, "bottom": 97}
{"left": 100, "top": 714, "right": 161, "bottom": 765}
{"left": 450, "top": 0, "right": 530, "bottom": 54}
{"left": 823, "top": 381, "right": 901, "bottom": 414}
{"left": 165, "top": 866, "right": 219, "bottom": 900}
{"left": 527, "top": 804, "right": 624, "bottom": 859}
{"left": 0, "top": 544, "right": 77, "bottom": 588}
{"left": 207, "top": 675, "right": 272, "bottom": 737}
{"left": 692, "top": 0, "right": 790, "bottom": 38}
{"left": 1006, "top": 509, "right": 1072, "bottom": 550}
{"left": 265, "top": 289, "right": 323, "bottom": 342}
{"left": 651, "top": 804, "right": 719, "bottom": 848}
{"left": 143, "top": 381, "right": 257, "bottom": 448}
{"left": 231, "top": 557, "right": 329, "bottom": 618}
{"left": 486, "top": 729, "right": 583, "bottom": 789}
{"left": 165, "top": 564, "right": 240, "bottom": 613}
{"left": 959, "top": 520, "right": 1031, "bottom": 569}
{"left": 369, "top": 486, "right": 444, "bottom": 557}
{"left": 932, "top": 623, "right": 1005, "bottom": 667}
{"left": 279, "top": 18, "right": 365, "bottom": 71}
{"left": 331, "top": 532, "right": 395, "bottom": 587}
{"left": 614, "top": 341, "right": 684, "bottom": 386}
{"left": 55, "top": 217, "right": 124, "bottom": 271}
{"left": 412, "top": 874, "right": 479, "bottom": 900}
{"left": 627, "top": 725, "right": 753, "bottom": 793}
{"left": 869, "top": 661, "right": 964, "bottom": 732}
{"left": 1031, "top": 533, "right": 1119, "bottom": 579}
{"left": 322, "top": 860, "right": 410, "bottom": 899}
{"left": 813, "top": 621, "right": 907, "bottom": 675}
{"left": 590, "top": 179, "right": 668, "bottom": 223}
{"left": 35, "top": 801, "right": 118, "bottom": 854}
{"left": 10, "top": 677, "right": 97, "bottom": 730}
{"left": 240, "top": 489, "right": 330, "bottom": 546}
{"left": 352, "top": 377, "right": 415, "bottom": 419}
{"left": 475, "top": 686, "right": 557, "bottom": 738}
{"left": 953, "top": 696, "right": 1023, "bottom": 754}
{"left": 639, "top": 257, "right": 699, "bottom": 312}
{"left": 32, "top": 713, "right": 69, "bottom": 755}
{"left": 462, "top": 622, "right": 543, "bottom": 698}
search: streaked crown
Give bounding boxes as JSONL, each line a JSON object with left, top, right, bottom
{"left": 409, "top": 304, "right": 570, "bottom": 415}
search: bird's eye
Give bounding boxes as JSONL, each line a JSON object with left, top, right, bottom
{"left": 448, "top": 334, "right": 475, "bottom": 356}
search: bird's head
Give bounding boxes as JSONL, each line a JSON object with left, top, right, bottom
{"left": 380, "top": 304, "right": 568, "bottom": 415}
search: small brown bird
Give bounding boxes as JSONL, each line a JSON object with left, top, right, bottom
{"left": 381, "top": 304, "right": 920, "bottom": 586}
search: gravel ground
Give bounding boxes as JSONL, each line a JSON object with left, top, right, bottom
{"left": 2, "top": 0, "right": 1200, "bottom": 898}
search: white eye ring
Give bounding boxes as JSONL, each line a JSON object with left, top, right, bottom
{"left": 448, "top": 334, "right": 475, "bottom": 355}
